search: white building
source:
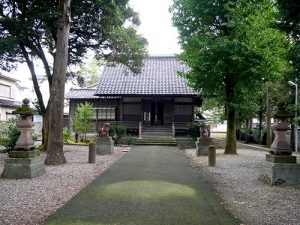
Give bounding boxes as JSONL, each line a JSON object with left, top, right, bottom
{"left": 0, "top": 74, "right": 22, "bottom": 121}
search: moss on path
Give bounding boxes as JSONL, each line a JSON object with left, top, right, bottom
{"left": 44, "top": 146, "right": 238, "bottom": 225}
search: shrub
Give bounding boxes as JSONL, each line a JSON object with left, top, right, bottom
{"left": 186, "top": 123, "right": 199, "bottom": 141}
{"left": 31, "top": 130, "right": 40, "bottom": 141}
{"left": 73, "top": 102, "right": 93, "bottom": 142}
{"left": 36, "top": 144, "right": 46, "bottom": 152}
{"left": 63, "top": 128, "right": 72, "bottom": 143}
{"left": 110, "top": 125, "right": 127, "bottom": 145}
{"left": 125, "top": 135, "right": 135, "bottom": 145}
{"left": 0, "top": 122, "right": 21, "bottom": 152}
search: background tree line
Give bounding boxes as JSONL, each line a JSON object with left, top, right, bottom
{"left": 171, "top": 0, "right": 300, "bottom": 154}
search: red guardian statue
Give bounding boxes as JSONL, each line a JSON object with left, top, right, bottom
{"left": 99, "top": 123, "right": 110, "bottom": 137}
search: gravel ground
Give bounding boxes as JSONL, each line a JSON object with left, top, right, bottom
{"left": 184, "top": 147, "right": 300, "bottom": 225}
{"left": 0, "top": 145, "right": 127, "bottom": 225}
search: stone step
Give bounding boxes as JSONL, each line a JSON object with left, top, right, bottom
{"left": 135, "top": 137, "right": 177, "bottom": 146}
{"left": 142, "top": 132, "right": 172, "bottom": 137}
{"left": 135, "top": 142, "right": 177, "bottom": 146}
{"left": 135, "top": 141, "right": 177, "bottom": 146}
{"left": 137, "top": 138, "right": 176, "bottom": 142}
{"left": 142, "top": 128, "right": 172, "bottom": 132}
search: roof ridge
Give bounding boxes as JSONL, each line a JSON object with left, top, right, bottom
{"left": 148, "top": 55, "right": 176, "bottom": 58}
{"left": 71, "top": 88, "right": 96, "bottom": 91}
{"left": 0, "top": 74, "right": 19, "bottom": 82}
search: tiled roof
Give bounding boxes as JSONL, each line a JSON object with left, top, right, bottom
{"left": 0, "top": 74, "right": 18, "bottom": 82}
{"left": 95, "top": 56, "right": 197, "bottom": 96}
{"left": 65, "top": 89, "right": 98, "bottom": 99}
{"left": 65, "top": 88, "right": 120, "bottom": 99}
{"left": 0, "top": 99, "right": 22, "bottom": 108}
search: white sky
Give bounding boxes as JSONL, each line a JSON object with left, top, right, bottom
{"left": 129, "top": 0, "right": 181, "bottom": 55}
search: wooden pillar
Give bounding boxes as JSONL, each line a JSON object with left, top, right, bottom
{"left": 120, "top": 98, "right": 123, "bottom": 121}
{"left": 172, "top": 97, "right": 175, "bottom": 122}
{"left": 141, "top": 96, "right": 144, "bottom": 121}
{"left": 155, "top": 98, "right": 158, "bottom": 123}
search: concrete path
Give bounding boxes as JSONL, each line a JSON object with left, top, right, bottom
{"left": 44, "top": 146, "right": 238, "bottom": 225}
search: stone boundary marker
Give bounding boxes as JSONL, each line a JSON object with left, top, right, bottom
{"left": 208, "top": 145, "right": 216, "bottom": 167}
{"left": 89, "top": 143, "right": 96, "bottom": 163}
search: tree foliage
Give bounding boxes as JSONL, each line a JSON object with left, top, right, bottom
{"left": 77, "top": 57, "right": 103, "bottom": 87}
{"left": 171, "top": 0, "right": 290, "bottom": 154}
{"left": 73, "top": 102, "right": 94, "bottom": 142}
{"left": 0, "top": 0, "right": 148, "bottom": 154}
{"left": 0, "top": 0, "right": 148, "bottom": 75}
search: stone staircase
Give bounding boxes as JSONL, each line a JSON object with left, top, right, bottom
{"left": 135, "top": 125, "right": 177, "bottom": 146}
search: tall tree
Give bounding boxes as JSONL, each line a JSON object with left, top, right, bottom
{"left": 0, "top": 0, "right": 148, "bottom": 157}
{"left": 171, "top": 0, "right": 289, "bottom": 154}
{"left": 44, "top": 0, "right": 71, "bottom": 165}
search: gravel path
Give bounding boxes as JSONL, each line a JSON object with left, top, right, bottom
{"left": 0, "top": 145, "right": 127, "bottom": 225}
{"left": 184, "top": 147, "right": 300, "bottom": 225}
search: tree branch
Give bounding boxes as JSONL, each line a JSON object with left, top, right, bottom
{"left": 19, "top": 42, "right": 46, "bottom": 114}
{"left": 36, "top": 39, "right": 53, "bottom": 88}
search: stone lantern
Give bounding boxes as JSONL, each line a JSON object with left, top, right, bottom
{"left": 2, "top": 99, "right": 45, "bottom": 179}
{"left": 261, "top": 102, "right": 300, "bottom": 185}
{"left": 270, "top": 107, "right": 292, "bottom": 156}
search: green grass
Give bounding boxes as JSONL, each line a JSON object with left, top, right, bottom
{"left": 64, "top": 140, "right": 90, "bottom": 145}
{"left": 95, "top": 180, "right": 196, "bottom": 201}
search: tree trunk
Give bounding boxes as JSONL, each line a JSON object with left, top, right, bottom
{"left": 258, "top": 98, "right": 263, "bottom": 144}
{"left": 45, "top": 0, "right": 71, "bottom": 165}
{"left": 224, "top": 73, "right": 237, "bottom": 154}
{"left": 41, "top": 109, "right": 50, "bottom": 149}
{"left": 225, "top": 105, "right": 237, "bottom": 154}
{"left": 266, "top": 87, "right": 272, "bottom": 148}
{"left": 291, "top": 124, "right": 295, "bottom": 151}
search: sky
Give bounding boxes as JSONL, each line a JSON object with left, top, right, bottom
{"left": 129, "top": 0, "right": 181, "bottom": 55}
{"left": 5, "top": 0, "right": 181, "bottom": 101}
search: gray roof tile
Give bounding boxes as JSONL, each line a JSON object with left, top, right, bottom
{"left": 65, "top": 88, "right": 120, "bottom": 99}
{"left": 95, "top": 56, "right": 196, "bottom": 96}
{"left": 0, "top": 99, "right": 22, "bottom": 108}
{"left": 65, "top": 89, "right": 98, "bottom": 99}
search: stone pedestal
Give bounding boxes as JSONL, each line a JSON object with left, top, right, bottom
{"left": 96, "top": 136, "right": 114, "bottom": 155}
{"left": 196, "top": 137, "right": 212, "bottom": 156}
{"left": 2, "top": 150, "right": 45, "bottom": 179}
{"left": 261, "top": 154, "right": 300, "bottom": 185}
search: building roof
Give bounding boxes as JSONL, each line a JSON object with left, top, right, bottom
{"left": 95, "top": 56, "right": 197, "bottom": 96}
{"left": 65, "top": 88, "right": 120, "bottom": 100}
{"left": 0, "top": 74, "right": 18, "bottom": 82}
{"left": 0, "top": 99, "right": 22, "bottom": 108}
{"left": 65, "top": 89, "right": 98, "bottom": 99}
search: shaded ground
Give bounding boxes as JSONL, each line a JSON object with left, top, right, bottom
{"left": 44, "top": 146, "right": 238, "bottom": 225}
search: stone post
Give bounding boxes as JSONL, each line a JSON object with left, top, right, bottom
{"left": 172, "top": 122, "right": 175, "bottom": 139}
{"left": 139, "top": 121, "right": 142, "bottom": 139}
{"left": 208, "top": 145, "right": 216, "bottom": 167}
{"left": 89, "top": 142, "right": 96, "bottom": 163}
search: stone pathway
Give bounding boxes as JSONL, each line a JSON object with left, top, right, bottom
{"left": 43, "top": 146, "right": 238, "bottom": 225}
